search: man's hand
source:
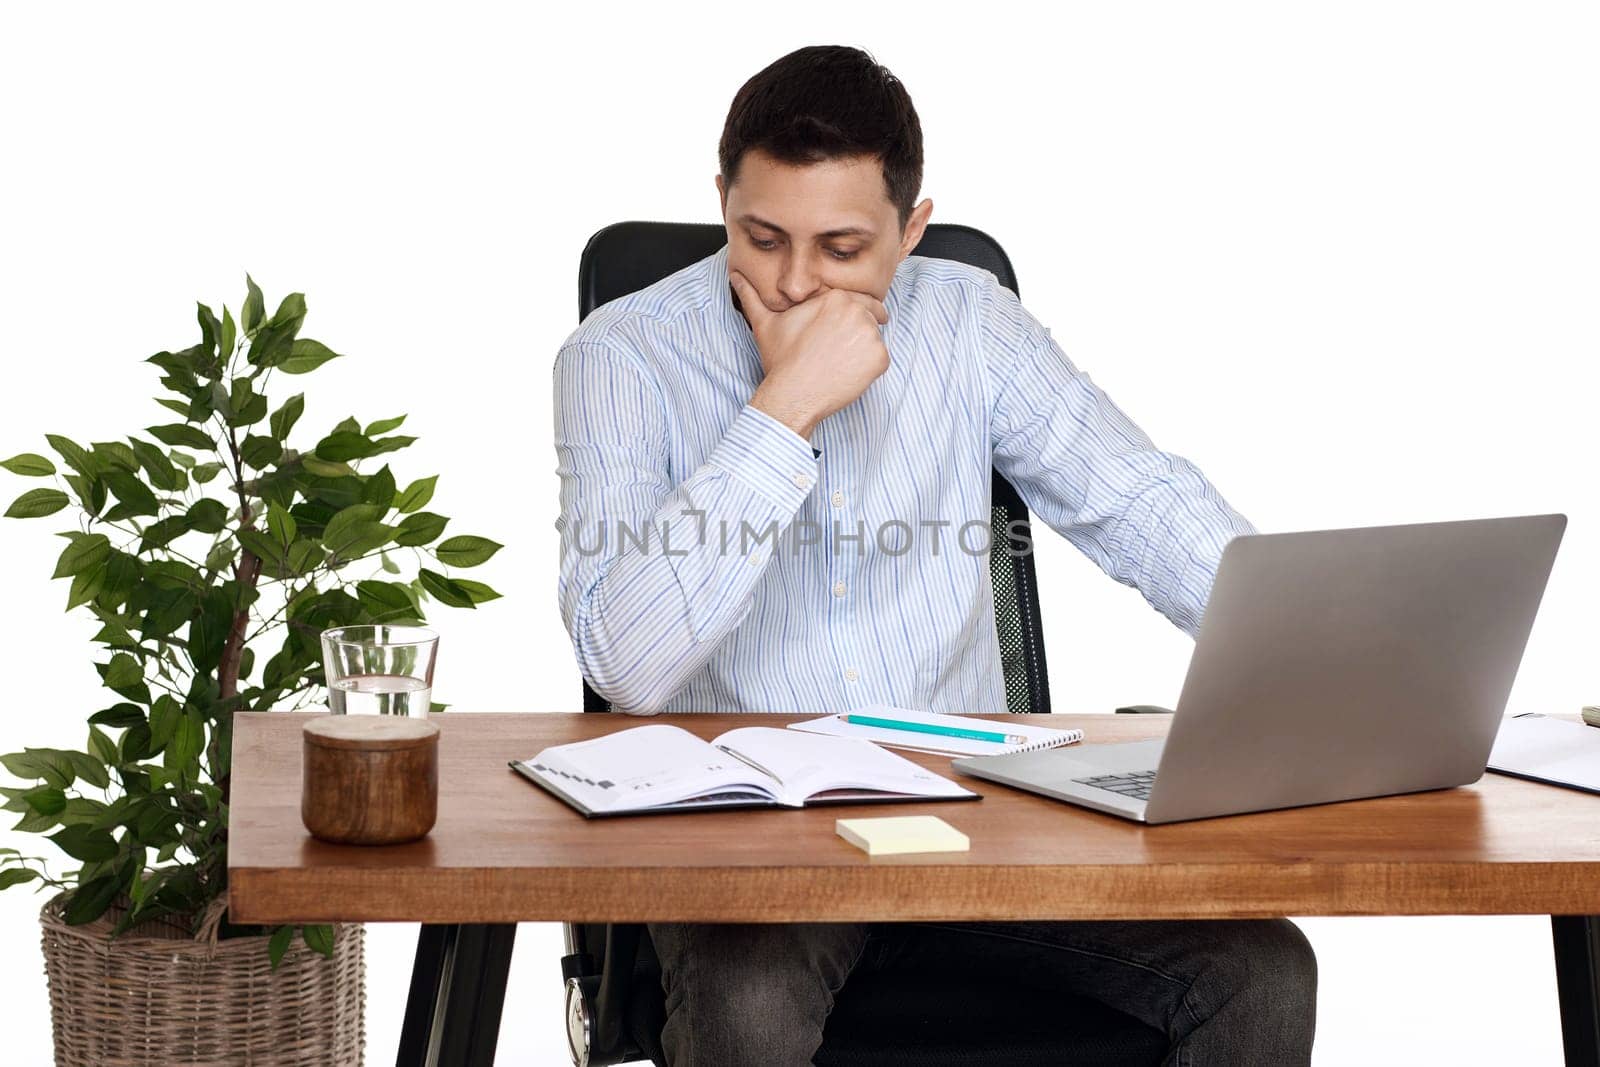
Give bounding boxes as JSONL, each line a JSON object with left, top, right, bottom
{"left": 730, "top": 269, "right": 890, "bottom": 441}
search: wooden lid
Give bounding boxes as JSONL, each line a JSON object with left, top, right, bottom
{"left": 303, "top": 714, "right": 440, "bottom": 751}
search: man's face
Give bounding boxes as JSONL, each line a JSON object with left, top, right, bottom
{"left": 716, "top": 147, "right": 932, "bottom": 320}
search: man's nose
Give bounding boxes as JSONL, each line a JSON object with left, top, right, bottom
{"left": 776, "top": 254, "right": 823, "bottom": 306}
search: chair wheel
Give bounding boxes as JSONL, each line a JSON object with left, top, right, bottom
{"left": 565, "top": 975, "right": 593, "bottom": 1066}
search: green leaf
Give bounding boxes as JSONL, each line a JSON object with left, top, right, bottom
{"left": 367, "top": 435, "right": 418, "bottom": 456}
{"left": 301, "top": 456, "right": 355, "bottom": 478}
{"left": 0, "top": 869, "right": 39, "bottom": 890}
{"left": 197, "top": 302, "right": 222, "bottom": 358}
{"left": 321, "top": 504, "right": 385, "bottom": 549}
{"left": 327, "top": 523, "right": 392, "bottom": 562}
{"left": 419, "top": 568, "right": 476, "bottom": 609}
{"left": 286, "top": 540, "right": 324, "bottom": 576}
{"left": 361, "top": 465, "right": 396, "bottom": 511}
{"left": 240, "top": 434, "right": 282, "bottom": 469}
{"left": 394, "top": 475, "right": 437, "bottom": 514}
{"left": 23, "top": 786, "right": 66, "bottom": 816}
{"left": 88, "top": 703, "right": 145, "bottom": 728}
{"left": 50, "top": 824, "right": 118, "bottom": 863}
{"left": 97, "top": 552, "right": 141, "bottom": 608}
{"left": 301, "top": 924, "right": 335, "bottom": 958}
{"left": 380, "top": 551, "right": 400, "bottom": 574}
{"left": 242, "top": 274, "right": 265, "bottom": 335}
{"left": 64, "top": 874, "right": 120, "bottom": 925}
{"left": 164, "top": 713, "right": 204, "bottom": 773}
{"left": 103, "top": 653, "right": 143, "bottom": 690}
{"left": 267, "top": 502, "right": 297, "bottom": 546}
{"left": 145, "top": 422, "right": 215, "bottom": 448}
{"left": 148, "top": 695, "right": 181, "bottom": 749}
{"left": 5, "top": 488, "right": 70, "bottom": 518}
{"left": 356, "top": 580, "right": 419, "bottom": 622}
{"left": 452, "top": 578, "right": 503, "bottom": 605}
{"left": 4, "top": 749, "right": 75, "bottom": 788}
{"left": 268, "top": 924, "right": 294, "bottom": 969}
{"left": 1, "top": 453, "right": 55, "bottom": 476}
{"left": 363, "top": 415, "right": 406, "bottom": 436}
{"left": 392, "top": 511, "right": 448, "bottom": 547}
{"left": 185, "top": 498, "right": 229, "bottom": 534}
{"left": 128, "top": 438, "right": 180, "bottom": 491}
{"left": 191, "top": 462, "right": 223, "bottom": 484}
{"left": 45, "top": 434, "right": 94, "bottom": 477}
{"left": 220, "top": 305, "right": 237, "bottom": 357}
{"left": 272, "top": 292, "right": 307, "bottom": 332}
{"left": 137, "top": 515, "right": 191, "bottom": 553}
{"left": 281, "top": 339, "right": 340, "bottom": 375}
{"left": 314, "top": 431, "right": 375, "bottom": 463}
{"left": 87, "top": 727, "right": 118, "bottom": 767}
{"left": 52, "top": 533, "right": 110, "bottom": 579}
{"left": 66, "top": 564, "right": 107, "bottom": 611}
{"left": 269, "top": 393, "right": 305, "bottom": 442}
{"left": 102, "top": 473, "right": 159, "bottom": 517}
{"left": 91, "top": 441, "right": 139, "bottom": 472}
{"left": 64, "top": 750, "right": 108, "bottom": 790}
{"left": 237, "top": 529, "right": 288, "bottom": 573}
{"left": 435, "top": 536, "right": 503, "bottom": 568}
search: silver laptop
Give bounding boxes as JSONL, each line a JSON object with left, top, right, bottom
{"left": 953, "top": 514, "right": 1566, "bottom": 824}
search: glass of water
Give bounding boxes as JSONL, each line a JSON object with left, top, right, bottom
{"left": 320, "top": 624, "right": 438, "bottom": 717}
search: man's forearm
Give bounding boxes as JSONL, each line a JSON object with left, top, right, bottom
{"left": 558, "top": 403, "right": 819, "bottom": 712}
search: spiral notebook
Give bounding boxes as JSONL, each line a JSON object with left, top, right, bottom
{"left": 788, "top": 704, "right": 1084, "bottom": 757}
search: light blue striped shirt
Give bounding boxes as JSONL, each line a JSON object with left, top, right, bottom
{"left": 553, "top": 242, "right": 1257, "bottom": 715}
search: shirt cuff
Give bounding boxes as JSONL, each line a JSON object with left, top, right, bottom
{"left": 706, "top": 403, "right": 821, "bottom": 512}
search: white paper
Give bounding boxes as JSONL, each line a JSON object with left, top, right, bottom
{"left": 786, "top": 703, "right": 1083, "bottom": 757}
{"left": 1488, "top": 714, "right": 1600, "bottom": 793}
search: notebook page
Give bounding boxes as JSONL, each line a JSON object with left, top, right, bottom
{"left": 786, "top": 704, "right": 1083, "bottom": 756}
{"left": 713, "top": 726, "right": 976, "bottom": 805}
{"left": 523, "top": 723, "right": 780, "bottom": 813}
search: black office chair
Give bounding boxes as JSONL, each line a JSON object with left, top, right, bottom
{"left": 559, "top": 221, "right": 1169, "bottom": 1067}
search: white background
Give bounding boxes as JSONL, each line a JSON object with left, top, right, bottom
{"left": 1, "top": 2, "right": 1595, "bottom": 1063}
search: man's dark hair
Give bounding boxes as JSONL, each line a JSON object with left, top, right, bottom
{"left": 719, "top": 45, "right": 924, "bottom": 231}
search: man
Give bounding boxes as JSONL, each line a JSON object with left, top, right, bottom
{"left": 554, "top": 44, "right": 1316, "bottom": 1066}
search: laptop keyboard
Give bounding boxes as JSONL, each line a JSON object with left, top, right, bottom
{"left": 1072, "top": 770, "right": 1158, "bottom": 801}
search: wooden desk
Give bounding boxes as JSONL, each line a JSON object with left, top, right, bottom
{"left": 228, "top": 711, "right": 1600, "bottom": 1065}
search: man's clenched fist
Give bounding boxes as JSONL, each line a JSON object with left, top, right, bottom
{"left": 730, "top": 269, "right": 890, "bottom": 441}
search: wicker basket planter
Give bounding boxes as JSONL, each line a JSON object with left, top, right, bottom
{"left": 39, "top": 891, "right": 365, "bottom": 1066}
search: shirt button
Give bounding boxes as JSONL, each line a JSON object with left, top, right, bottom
{"left": 832, "top": 580, "right": 847, "bottom": 598}
{"left": 792, "top": 473, "right": 812, "bottom": 490}
{"left": 747, "top": 549, "right": 761, "bottom": 566}
{"left": 844, "top": 668, "right": 859, "bottom": 683}
{"left": 831, "top": 489, "right": 845, "bottom": 509}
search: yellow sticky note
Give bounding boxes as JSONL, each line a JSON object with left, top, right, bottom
{"left": 835, "top": 815, "right": 970, "bottom": 856}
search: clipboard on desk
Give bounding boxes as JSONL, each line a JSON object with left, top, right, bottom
{"left": 1486, "top": 713, "right": 1600, "bottom": 796}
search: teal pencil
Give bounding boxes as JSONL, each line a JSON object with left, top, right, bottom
{"left": 841, "top": 714, "right": 1026, "bottom": 745}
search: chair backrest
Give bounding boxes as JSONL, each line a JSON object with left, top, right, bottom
{"left": 574, "top": 221, "right": 1051, "bottom": 714}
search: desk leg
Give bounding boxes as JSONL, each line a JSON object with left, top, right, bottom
{"left": 396, "top": 923, "right": 517, "bottom": 1067}
{"left": 1553, "top": 916, "right": 1600, "bottom": 1066}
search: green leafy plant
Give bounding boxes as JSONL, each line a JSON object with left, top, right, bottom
{"left": 0, "top": 277, "right": 502, "bottom": 964}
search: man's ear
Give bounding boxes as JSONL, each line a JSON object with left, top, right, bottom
{"left": 715, "top": 173, "right": 727, "bottom": 214}
{"left": 899, "top": 198, "right": 934, "bottom": 259}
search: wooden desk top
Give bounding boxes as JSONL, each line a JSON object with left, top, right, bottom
{"left": 227, "top": 711, "right": 1600, "bottom": 925}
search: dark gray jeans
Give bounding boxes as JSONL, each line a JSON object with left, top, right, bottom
{"left": 648, "top": 917, "right": 1317, "bottom": 1066}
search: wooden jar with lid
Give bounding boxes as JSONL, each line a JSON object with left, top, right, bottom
{"left": 301, "top": 714, "right": 440, "bottom": 845}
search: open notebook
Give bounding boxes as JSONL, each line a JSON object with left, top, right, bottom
{"left": 509, "top": 723, "right": 980, "bottom": 818}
